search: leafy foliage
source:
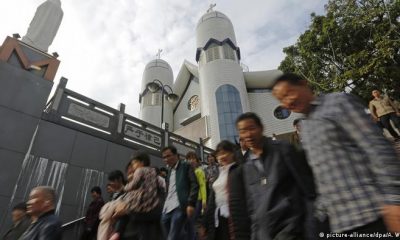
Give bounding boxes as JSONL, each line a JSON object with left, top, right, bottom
{"left": 279, "top": 0, "right": 400, "bottom": 103}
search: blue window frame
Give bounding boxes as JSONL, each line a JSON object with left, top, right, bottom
{"left": 215, "top": 85, "right": 243, "bottom": 142}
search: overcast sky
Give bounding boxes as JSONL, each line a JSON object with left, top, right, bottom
{"left": 0, "top": 0, "right": 328, "bottom": 117}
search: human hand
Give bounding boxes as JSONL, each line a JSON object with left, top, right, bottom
{"left": 186, "top": 206, "right": 195, "bottom": 218}
{"left": 382, "top": 204, "right": 400, "bottom": 232}
{"left": 109, "top": 232, "right": 120, "bottom": 240}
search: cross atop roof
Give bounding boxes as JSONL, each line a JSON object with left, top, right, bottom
{"left": 207, "top": 3, "right": 216, "bottom": 13}
{"left": 156, "top": 49, "right": 162, "bottom": 59}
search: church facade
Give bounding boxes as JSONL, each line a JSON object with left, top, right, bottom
{"left": 140, "top": 9, "right": 302, "bottom": 148}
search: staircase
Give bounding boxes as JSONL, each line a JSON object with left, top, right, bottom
{"left": 394, "top": 141, "right": 400, "bottom": 156}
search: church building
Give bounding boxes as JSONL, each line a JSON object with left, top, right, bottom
{"left": 139, "top": 8, "right": 302, "bottom": 148}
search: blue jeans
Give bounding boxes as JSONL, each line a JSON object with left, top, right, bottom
{"left": 162, "top": 208, "right": 187, "bottom": 240}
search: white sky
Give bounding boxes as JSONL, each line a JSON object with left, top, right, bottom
{"left": 0, "top": 0, "right": 328, "bottom": 117}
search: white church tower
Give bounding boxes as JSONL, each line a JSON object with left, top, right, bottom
{"left": 139, "top": 7, "right": 299, "bottom": 149}
{"left": 140, "top": 57, "right": 175, "bottom": 130}
{"left": 196, "top": 6, "right": 250, "bottom": 147}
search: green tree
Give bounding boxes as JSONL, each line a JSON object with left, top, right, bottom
{"left": 279, "top": 0, "right": 400, "bottom": 103}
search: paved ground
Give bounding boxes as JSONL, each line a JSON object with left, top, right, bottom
{"left": 383, "top": 130, "right": 400, "bottom": 155}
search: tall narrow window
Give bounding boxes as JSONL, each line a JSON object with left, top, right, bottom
{"left": 215, "top": 85, "right": 243, "bottom": 142}
{"left": 206, "top": 43, "right": 221, "bottom": 62}
{"left": 142, "top": 92, "right": 161, "bottom": 106}
{"left": 223, "top": 44, "right": 236, "bottom": 61}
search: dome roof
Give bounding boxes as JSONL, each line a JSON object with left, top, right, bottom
{"left": 196, "top": 10, "right": 237, "bottom": 48}
{"left": 197, "top": 10, "right": 231, "bottom": 26}
{"left": 144, "top": 59, "right": 172, "bottom": 71}
{"left": 141, "top": 59, "right": 174, "bottom": 92}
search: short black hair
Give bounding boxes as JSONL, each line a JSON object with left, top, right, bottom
{"left": 131, "top": 152, "right": 151, "bottom": 166}
{"left": 108, "top": 170, "right": 126, "bottom": 184}
{"left": 12, "top": 202, "right": 27, "bottom": 212}
{"left": 159, "top": 167, "right": 168, "bottom": 173}
{"left": 235, "top": 112, "right": 263, "bottom": 128}
{"left": 161, "top": 146, "right": 178, "bottom": 155}
{"left": 293, "top": 118, "right": 304, "bottom": 126}
{"left": 215, "top": 140, "right": 239, "bottom": 157}
{"left": 91, "top": 186, "right": 102, "bottom": 195}
{"left": 273, "top": 72, "right": 304, "bottom": 87}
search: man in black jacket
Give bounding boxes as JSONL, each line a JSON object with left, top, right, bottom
{"left": 233, "top": 112, "right": 314, "bottom": 240}
{"left": 20, "top": 186, "right": 62, "bottom": 240}
{"left": 2, "top": 203, "right": 31, "bottom": 240}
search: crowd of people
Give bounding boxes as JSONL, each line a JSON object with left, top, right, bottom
{"left": 2, "top": 72, "right": 400, "bottom": 240}
{"left": 3, "top": 186, "right": 62, "bottom": 240}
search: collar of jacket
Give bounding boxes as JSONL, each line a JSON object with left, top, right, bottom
{"left": 170, "top": 160, "right": 180, "bottom": 170}
{"left": 259, "top": 136, "right": 274, "bottom": 160}
{"left": 36, "top": 209, "right": 56, "bottom": 222}
{"left": 244, "top": 136, "right": 272, "bottom": 162}
{"left": 167, "top": 160, "right": 181, "bottom": 179}
{"left": 307, "top": 94, "right": 324, "bottom": 116}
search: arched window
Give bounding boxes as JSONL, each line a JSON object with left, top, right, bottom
{"left": 215, "top": 85, "right": 243, "bottom": 142}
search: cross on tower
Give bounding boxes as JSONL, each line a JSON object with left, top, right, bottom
{"left": 207, "top": 3, "right": 216, "bottom": 13}
{"left": 156, "top": 49, "right": 162, "bottom": 59}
